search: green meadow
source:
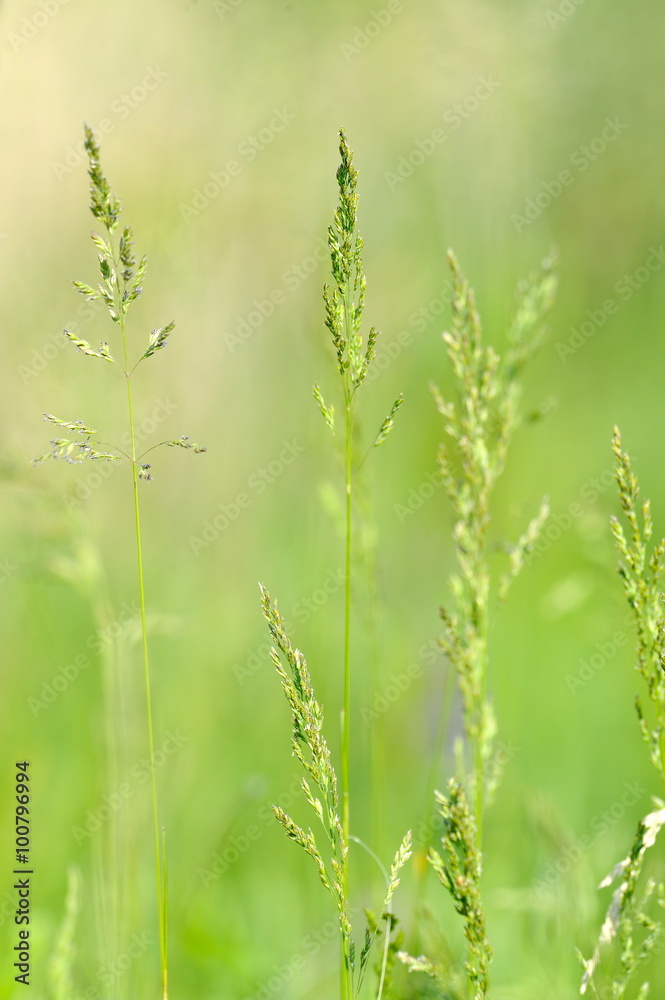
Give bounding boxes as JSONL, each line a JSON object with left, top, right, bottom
{"left": 0, "top": 0, "right": 664, "bottom": 997}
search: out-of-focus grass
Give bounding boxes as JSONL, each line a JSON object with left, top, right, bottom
{"left": 0, "top": 0, "right": 664, "bottom": 996}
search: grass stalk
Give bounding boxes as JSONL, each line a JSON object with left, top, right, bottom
{"left": 399, "top": 250, "right": 556, "bottom": 996}
{"left": 266, "top": 129, "right": 405, "bottom": 1000}
{"left": 342, "top": 389, "right": 353, "bottom": 870}
{"left": 120, "top": 313, "right": 167, "bottom": 998}
{"left": 579, "top": 429, "right": 665, "bottom": 996}
{"left": 35, "top": 124, "right": 205, "bottom": 1000}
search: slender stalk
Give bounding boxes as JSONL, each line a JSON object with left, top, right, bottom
{"left": 120, "top": 312, "right": 167, "bottom": 1000}
{"left": 339, "top": 248, "right": 355, "bottom": 1000}
{"left": 268, "top": 131, "right": 405, "bottom": 1000}
{"left": 341, "top": 390, "right": 352, "bottom": 856}
{"left": 340, "top": 393, "right": 353, "bottom": 1000}
{"left": 35, "top": 127, "right": 206, "bottom": 1000}
{"left": 365, "top": 517, "right": 385, "bottom": 867}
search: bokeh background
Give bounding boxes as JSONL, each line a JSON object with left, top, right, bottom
{"left": 1, "top": 0, "right": 664, "bottom": 997}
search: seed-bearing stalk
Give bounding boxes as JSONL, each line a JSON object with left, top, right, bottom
{"left": 270, "top": 129, "right": 404, "bottom": 1000}
{"left": 120, "top": 312, "right": 167, "bottom": 998}
{"left": 400, "top": 250, "right": 556, "bottom": 996}
{"left": 580, "top": 429, "right": 665, "bottom": 996}
{"left": 35, "top": 125, "right": 205, "bottom": 999}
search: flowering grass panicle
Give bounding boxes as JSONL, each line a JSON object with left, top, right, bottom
{"left": 433, "top": 250, "right": 556, "bottom": 838}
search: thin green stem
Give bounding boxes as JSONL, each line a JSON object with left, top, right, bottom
{"left": 339, "top": 391, "right": 353, "bottom": 1000}
{"left": 339, "top": 258, "right": 354, "bottom": 1000}
{"left": 342, "top": 392, "right": 352, "bottom": 847}
{"left": 367, "top": 533, "right": 385, "bottom": 870}
{"left": 120, "top": 307, "right": 168, "bottom": 1000}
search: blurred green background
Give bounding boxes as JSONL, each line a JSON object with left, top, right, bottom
{"left": 1, "top": 0, "right": 664, "bottom": 996}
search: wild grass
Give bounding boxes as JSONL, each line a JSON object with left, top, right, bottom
{"left": 261, "top": 129, "right": 407, "bottom": 1000}
{"left": 22, "top": 120, "right": 665, "bottom": 1000}
{"left": 34, "top": 126, "right": 205, "bottom": 1000}
{"left": 398, "top": 248, "right": 556, "bottom": 998}
{"left": 579, "top": 429, "right": 665, "bottom": 998}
